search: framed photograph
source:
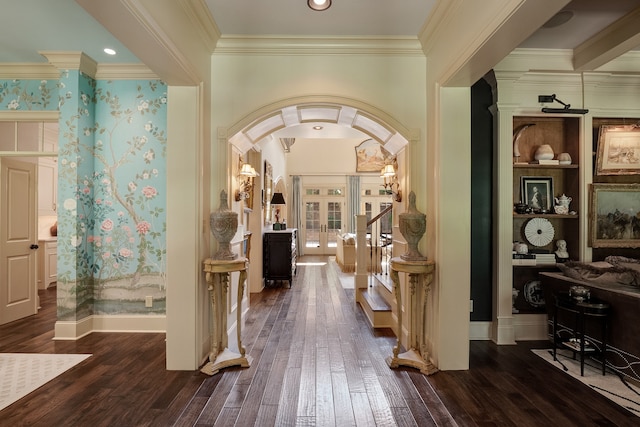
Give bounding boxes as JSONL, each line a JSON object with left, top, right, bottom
{"left": 355, "top": 138, "right": 392, "bottom": 173}
{"left": 590, "top": 183, "right": 640, "bottom": 248}
{"left": 596, "top": 125, "right": 640, "bottom": 175}
{"left": 520, "top": 176, "right": 553, "bottom": 213}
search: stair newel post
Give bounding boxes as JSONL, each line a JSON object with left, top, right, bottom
{"left": 355, "top": 215, "right": 369, "bottom": 304}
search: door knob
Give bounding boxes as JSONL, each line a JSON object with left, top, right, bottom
{"left": 30, "top": 244, "right": 39, "bottom": 250}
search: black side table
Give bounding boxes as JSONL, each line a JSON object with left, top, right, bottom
{"left": 552, "top": 292, "right": 610, "bottom": 376}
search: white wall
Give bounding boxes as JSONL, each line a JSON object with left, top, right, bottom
{"left": 211, "top": 54, "right": 426, "bottom": 141}
{"left": 287, "top": 138, "right": 364, "bottom": 176}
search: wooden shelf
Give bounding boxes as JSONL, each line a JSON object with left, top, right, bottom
{"left": 513, "top": 163, "right": 579, "bottom": 169}
{"left": 513, "top": 213, "right": 578, "bottom": 219}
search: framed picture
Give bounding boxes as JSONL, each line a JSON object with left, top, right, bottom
{"left": 590, "top": 183, "right": 640, "bottom": 248}
{"left": 596, "top": 125, "right": 640, "bottom": 175}
{"left": 263, "top": 160, "right": 273, "bottom": 225}
{"left": 355, "top": 138, "right": 392, "bottom": 173}
{"left": 520, "top": 176, "right": 553, "bottom": 213}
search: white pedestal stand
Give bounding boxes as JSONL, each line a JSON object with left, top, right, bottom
{"left": 201, "top": 258, "right": 252, "bottom": 375}
{"left": 386, "top": 257, "right": 438, "bottom": 375}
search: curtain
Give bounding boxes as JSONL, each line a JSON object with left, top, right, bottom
{"left": 348, "top": 175, "right": 360, "bottom": 233}
{"left": 292, "top": 175, "right": 303, "bottom": 256}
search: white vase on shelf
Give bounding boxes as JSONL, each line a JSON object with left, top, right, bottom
{"left": 534, "top": 144, "right": 554, "bottom": 160}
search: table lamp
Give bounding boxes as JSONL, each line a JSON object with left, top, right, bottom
{"left": 271, "top": 192, "right": 286, "bottom": 230}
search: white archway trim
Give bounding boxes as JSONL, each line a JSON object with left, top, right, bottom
{"left": 227, "top": 95, "right": 410, "bottom": 155}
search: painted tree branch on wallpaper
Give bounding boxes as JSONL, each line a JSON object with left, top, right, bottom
{"left": 0, "top": 79, "right": 57, "bottom": 110}
{"left": 56, "top": 73, "right": 168, "bottom": 318}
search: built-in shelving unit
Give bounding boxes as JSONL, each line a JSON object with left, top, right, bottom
{"left": 511, "top": 115, "right": 583, "bottom": 315}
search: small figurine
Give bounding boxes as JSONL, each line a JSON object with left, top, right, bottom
{"left": 555, "top": 239, "right": 569, "bottom": 261}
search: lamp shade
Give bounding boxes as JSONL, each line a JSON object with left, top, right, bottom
{"left": 270, "top": 192, "right": 286, "bottom": 205}
{"left": 381, "top": 164, "right": 396, "bottom": 177}
{"left": 239, "top": 163, "right": 254, "bottom": 176}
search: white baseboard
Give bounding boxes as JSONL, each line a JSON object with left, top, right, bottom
{"left": 470, "top": 315, "right": 547, "bottom": 342}
{"left": 54, "top": 315, "right": 167, "bottom": 340}
{"left": 513, "top": 313, "right": 547, "bottom": 341}
{"left": 469, "top": 321, "right": 492, "bottom": 340}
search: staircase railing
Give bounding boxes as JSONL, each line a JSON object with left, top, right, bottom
{"left": 365, "top": 204, "right": 393, "bottom": 282}
{"left": 354, "top": 207, "right": 394, "bottom": 300}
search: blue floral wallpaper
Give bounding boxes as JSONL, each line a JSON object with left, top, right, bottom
{"left": 0, "top": 79, "right": 58, "bottom": 110}
{"left": 3, "top": 74, "right": 167, "bottom": 320}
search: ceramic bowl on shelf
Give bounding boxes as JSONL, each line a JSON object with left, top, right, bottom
{"left": 558, "top": 152, "right": 572, "bottom": 165}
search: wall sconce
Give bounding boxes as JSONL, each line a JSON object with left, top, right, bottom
{"left": 235, "top": 161, "right": 258, "bottom": 202}
{"left": 381, "top": 163, "right": 402, "bottom": 202}
{"left": 538, "top": 94, "right": 588, "bottom": 114}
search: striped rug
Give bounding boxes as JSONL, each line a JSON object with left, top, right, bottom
{"left": 533, "top": 348, "right": 640, "bottom": 417}
{"left": 0, "top": 353, "right": 91, "bottom": 411}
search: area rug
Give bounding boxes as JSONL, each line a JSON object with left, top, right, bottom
{"left": 0, "top": 353, "right": 91, "bottom": 411}
{"left": 533, "top": 348, "right": 640, "bottom": 416}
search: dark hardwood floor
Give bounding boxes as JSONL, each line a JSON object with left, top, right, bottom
{"left": 0, "top": 256, "right": 636, "bottom": 426}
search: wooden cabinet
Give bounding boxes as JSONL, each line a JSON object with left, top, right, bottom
{"left": 511, "top": 116, "right": 583, "bottom": 313}
{"left": 38, "top": 157, "right": 57, "bottom": 216}
{"left": 38, "top": 238, "right": 57, "bottom": 290}
{"left": 263, "top": 229, "right": 297, "bottom": 287}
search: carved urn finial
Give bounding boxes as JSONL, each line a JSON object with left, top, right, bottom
{"left": 210, "top": 190, "right": 238, "bottom": 260}
{"left": 399, "top": 191, "right": 427, "bottom": 261}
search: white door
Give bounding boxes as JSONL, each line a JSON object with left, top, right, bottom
{"left": 303, "top": 197, "right": 344, "bottom": 255}
{"left": 0, "top": 158, "right": 38, "bottom": 325}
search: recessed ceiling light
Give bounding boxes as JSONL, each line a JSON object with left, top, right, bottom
{"left": 103, "top": 48, "right": 117, "bottom": 55}
{"left": 313, "top": 125, "right": 323, "bottom": 130}
{"left": 308, "top": 0, "right": 331, "bottom": 12}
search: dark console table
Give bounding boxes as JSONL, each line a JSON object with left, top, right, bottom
{"left": 263, "top": 229, "right": 297, "bottom": 287}
{"left": 552, "top": 292, "right": 610, "bottom": 376}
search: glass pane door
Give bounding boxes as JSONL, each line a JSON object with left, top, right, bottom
{"left": 303, "top": 197, "right": 344, "bottom": 255}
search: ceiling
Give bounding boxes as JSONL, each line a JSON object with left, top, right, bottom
{"left": 1, "top": 0, "right": 639, "bottom": 67}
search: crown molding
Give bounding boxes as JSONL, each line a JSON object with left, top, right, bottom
{"left": 180, "top": 0, "right": 219, "bottom": 53}
{"left": 214, "top": 36, "right": 424, "bottom": 56}
{"left": 39, "top": 51, "right": 98, "bottom": 78}
{"left": 0, "top": 63, "right": 60, "bottom": 79}
{"left": 95, "top": 63, "right": 159, "bottom": 80}
{"left": 0, "top": 61, "right": 158, "bottom": 81}
{"left": 495, "top": 49, "right": 575, "bottom": 73}
{"left": 496, "top": 48, "right": 640, "bottom": 75}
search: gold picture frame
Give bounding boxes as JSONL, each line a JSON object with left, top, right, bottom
{"left": 355, "top": 138, "right": 392, "bottom": 173}
{"left": 596, "top": 125, "right": 640, "bottom": 175}
{"left": 589, "top": 183, "right": 640, "bottom": 248}
{"left": 263, "top": 160, "right": 273, "bottom": 225}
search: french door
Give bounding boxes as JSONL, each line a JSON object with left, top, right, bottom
{"left": 303, "top": 196, "right": 344, "bottom": 255}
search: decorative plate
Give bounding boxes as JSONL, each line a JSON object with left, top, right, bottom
{"left": 524, "top": 217, "right": 554, "bottom": 247}
{"left": 524, "top": 280, "right": 545, "bottom": 307}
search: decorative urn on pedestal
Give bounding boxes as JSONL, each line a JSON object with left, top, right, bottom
{"left": 210, "top": 190, "right": 238, "bottom": 260}
{"left": 399, "top": 191, "right": 427, "bottom": 261}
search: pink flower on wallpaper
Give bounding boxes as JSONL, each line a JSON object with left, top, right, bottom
{"left": 142, "top": 186, "right": 157, "bottom": 199}
{"left": 102, "top": 252, "right": 110, "bottom": 259}
{"left": 119, "top": 248, "right": 133, "bottom": 258}
{"left": 136, "top": 221, "right": 151, "bottom": 235}
{"left": 101, "top": 218, "right": 114, "bottom": 232}
{"left": 83, "top": 187, "right": 90, "bottom": 194}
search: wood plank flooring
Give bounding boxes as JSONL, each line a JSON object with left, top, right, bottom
{"left": 0, "top": 256, "right": 636, "bottom": 426}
